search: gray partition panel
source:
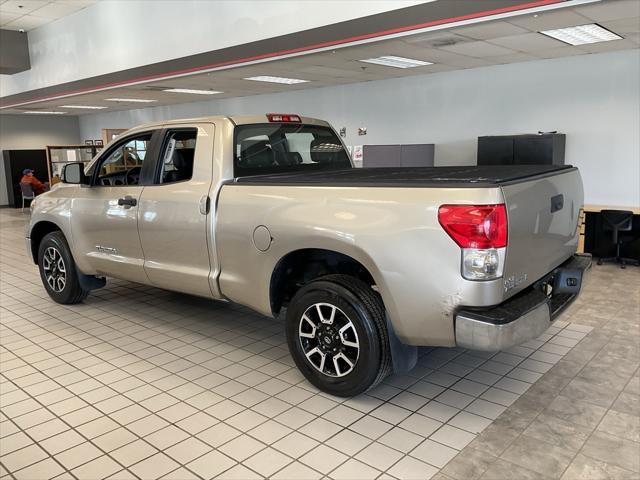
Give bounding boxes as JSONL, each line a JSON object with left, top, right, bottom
{"left": 363, "top": 144, "right": 434, "bottom": 168}
{"left": 400, "top": 144, "right": 435, "bottom": 167}
{"left": 362, "top": 145, "right": 401, "bottom": 167}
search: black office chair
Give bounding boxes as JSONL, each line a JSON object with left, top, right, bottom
{"left": 597, "top": 210, "right": 639, "bottom": 268}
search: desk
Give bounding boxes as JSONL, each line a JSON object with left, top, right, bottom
{"left": 578, "top": 204, "right": 640, "bottom": 256}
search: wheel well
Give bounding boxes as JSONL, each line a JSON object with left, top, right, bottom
{"left": 270, "top": 249, "right": 376, "bottom": 315}
{"left": 29, "top": 221, "right": 61, "bottom": 263}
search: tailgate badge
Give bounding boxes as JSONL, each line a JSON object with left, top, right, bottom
{"left": 504, "top": 273, "right": 527, "bottom": 293}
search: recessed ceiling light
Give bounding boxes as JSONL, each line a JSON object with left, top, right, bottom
{"left": 163, "top": 88, "right": 222, "bottom": 95}
{"left": 105, "top": 98, "right": 157, "bottom": 103}
{"left": 540, "top": 24, "right": 622, "bottom": 46}
{"left": 23, "top": 111, "right": 67, "bottom": 115}
{"left": 244, "top": 76, "right": 309, "bottom": 84}
{"left": 359, "top": 56, "right": 433, "bottom": 69}
{"left": 60, "top": 105, "right": 108, "bottom": 110}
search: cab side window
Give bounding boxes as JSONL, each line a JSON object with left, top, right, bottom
{"left": 95, "top": 133, "right": 152, "bottom": 186}
{"left": 158, "top": 129, "right": 197, "bottom": 184}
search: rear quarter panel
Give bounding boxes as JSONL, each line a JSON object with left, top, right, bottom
{"left": 216, "top": 184, "right": 506, "bottom": 346}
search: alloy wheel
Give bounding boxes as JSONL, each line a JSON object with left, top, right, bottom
{"left": 298, "top": 302, "right": 360, "bottom": 377}
{"left": 42, "top": 247, "right": 66, "bottom": 293}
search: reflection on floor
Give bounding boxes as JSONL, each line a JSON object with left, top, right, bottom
{"left": 0, "top": 208, "right": 638, "bottom": 480}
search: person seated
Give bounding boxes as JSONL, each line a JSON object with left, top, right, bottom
{"left": 20, "top": 169, "right": 49, "bottom": 195}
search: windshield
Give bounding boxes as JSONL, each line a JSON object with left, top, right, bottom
{"left": 234, "top": 123, "right": 352, "bottom": 177}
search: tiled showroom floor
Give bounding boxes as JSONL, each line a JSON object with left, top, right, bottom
{"left": 0, "top": 208, "right": 638, "bottom": 480}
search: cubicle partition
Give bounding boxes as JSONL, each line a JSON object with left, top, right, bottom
{"left": 362, "top": 144, "right": 434, "bottom": 168}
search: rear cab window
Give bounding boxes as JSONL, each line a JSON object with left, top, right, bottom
{"left": 234, "top": 123, "right": 351, "bottom": 177}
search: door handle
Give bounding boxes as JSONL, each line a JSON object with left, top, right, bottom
{"left": 199, "top": 195, "right": 210, "bottom": 215}
{"left": 117, "top": 196, "right": 137, "bottom": 208}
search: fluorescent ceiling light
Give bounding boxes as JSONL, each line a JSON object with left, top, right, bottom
{"left": 244, "top": 76, "right": 309, "bottom": 84}
{"left": 60, "top": 105, "right": 108, "bottom": 109}
{"left": 24, "top": 111, "right": 67, "bottom": 115}
{"left": 359, "top": 56, "right": 433, "bottom": 68}
{"left": 540, "top": 24, "right": 622, "bottom": 46}
{"left": 163, "top": 88, "right": 222, "bottom": 95}
{"left": 105, "top": 98, "right": 157, "bottom": 103}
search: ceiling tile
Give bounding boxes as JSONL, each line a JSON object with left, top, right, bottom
{"left": 296, "top": 65, "right": 365, "bottom": 78}
{"left": 601, "top": 17, "right": 640, "bottom": 35}
{"left": 627, "top": 32, "right": 640, "bottom": 45}
{"left": 530, "top": 45, "right": 586, "bottom": 58}
{"left": 452, "top": 20, "right": 530, "bottom": 40}
{"left": 507, "top": 10, "right": 591, "bottom": 31}
{"left": 407, "top": 48, "right": 493, "bottom": 67}
{"left": 0, "top": 0, "right": 47, "bottom": 15}
{"left": 402, "top": 31, "right": 471, "bottom": 49}
{"left": 0, "top": 10, "right": 19, "bottom": 24}
{"left": 489, "top": 32, "right": 566, "bottom": 52}
{"left": 56, "top": 0, "right": 96, "bottom": 6}
{"left": 490, "top": 52, "right": 540, "bottom": 64}
{"left": 30, "top": 1, "right": 81, "bottom": 19}
{"left": 5, "top": 14, "right": 50, "bottom": 30}
{"left": 439, "top": 40, "right": 515, "bottom": 57}
{"left": 576, "top": 38, "right": 638, "bottom": 53}
{"left": 575, "top": 0, "right": 640, "bottom": 22}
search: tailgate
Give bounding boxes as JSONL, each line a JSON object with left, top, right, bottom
{"left": 501, "top": 168, "right": 583, "bottom": 299}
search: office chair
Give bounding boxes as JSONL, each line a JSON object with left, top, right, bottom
{"left": 19, "top": 183, "right": 35, "bottom": 213}
{"left": 597, "top": 210, "right": 639, "bottom": 268}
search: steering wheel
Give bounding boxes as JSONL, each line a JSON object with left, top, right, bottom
{"left": 125, "top": 166, "right": 142, "bottom": 185}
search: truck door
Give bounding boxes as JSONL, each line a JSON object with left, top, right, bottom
{"left": 70, "top": 130, "right": 159, "bottom": 284}
{"left": 137, "top": 123, "right": 216, "bottom": 298}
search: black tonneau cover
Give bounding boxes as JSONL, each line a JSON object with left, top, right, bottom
{"left": 234, "top": 165, "right": 575, "bottom": 188}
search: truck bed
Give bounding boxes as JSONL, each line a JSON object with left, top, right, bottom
{"left": 235, "top": 165, "right": 575, "bottom": 187}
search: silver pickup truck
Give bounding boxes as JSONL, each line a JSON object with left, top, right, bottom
{"left": 27, "top": 114, "right": 590, "bottom": 396}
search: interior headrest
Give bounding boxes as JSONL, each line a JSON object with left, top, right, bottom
{"left": 310, "top": 138, "right": 343, "bottom": 163}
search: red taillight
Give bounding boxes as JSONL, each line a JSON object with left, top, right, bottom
{"left": 267, "top": 113, "right": 301, "bottom": 123}
{"left": 438, "top": 204, "right": 508, "bottom": 249}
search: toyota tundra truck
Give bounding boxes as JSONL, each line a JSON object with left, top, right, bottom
{"left": 26, "top": 114, "right": 590, "bottom": 396}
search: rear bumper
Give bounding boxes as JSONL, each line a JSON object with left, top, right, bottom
{"left": 455, "top": 253, "right": 591, "bottom": 351}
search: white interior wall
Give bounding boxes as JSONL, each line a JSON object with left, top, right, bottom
{"left": 79, "top": 50, "right": 640, "bottom": 207}
{"left": 0, "top": 115, "right": 80, "bottom": 205}
{"left": 0, "top": 0, "right": 425, "bottom": 97}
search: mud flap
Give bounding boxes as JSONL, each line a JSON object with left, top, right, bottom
{"left": 385, "top": 314, "right": 418, "bottom": 374}
{"left": 78, "top": 274, "right": 106, "bottom": 291}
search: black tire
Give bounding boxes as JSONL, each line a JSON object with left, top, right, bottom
{"left": 286, "top": 274, "right": 391, "bottom": 397}
{"left": 37, "top": 232, "right": 89, "bottom": 304}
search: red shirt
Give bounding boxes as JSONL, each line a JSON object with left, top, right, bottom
{"left": 21, "top": 174, "right": 47, "bottom": 195}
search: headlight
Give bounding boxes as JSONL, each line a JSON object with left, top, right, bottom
{"left": 462, "top": 248, "right": 505, "bottom": 280}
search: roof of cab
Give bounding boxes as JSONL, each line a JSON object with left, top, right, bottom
{"left": 125, "top": 114, "right": 331, "bottom": 132}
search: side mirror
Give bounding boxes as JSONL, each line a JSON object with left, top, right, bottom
{"left": 62, "top": 162, "right": 89, "bottom": 185}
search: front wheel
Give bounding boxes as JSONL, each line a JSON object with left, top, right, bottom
{"left": 37, "top": 232, "right": 89, "bottom": 304}
{"left": 286, "top": 274, "right": 391, "bottom": 397}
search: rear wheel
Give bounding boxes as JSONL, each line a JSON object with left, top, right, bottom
{"left": 286, "top": 274, "right": 391, "bottom": 397}
{"left": 38, "top": 232, "right": 88, "bottom": 304}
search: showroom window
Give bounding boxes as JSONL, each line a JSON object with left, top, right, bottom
{"left": 157, "top": 129, "right": 197, "bottom": 184}
{"left": 95, "top": 133, "right": 152, "bottom": 186}
{"left": 234, "top": 124, "right": 351, "bottom": 177}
